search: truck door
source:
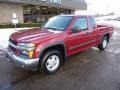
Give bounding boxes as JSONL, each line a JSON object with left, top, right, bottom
{"left": 67, "top": 17, "right": 93, "bottom": 55}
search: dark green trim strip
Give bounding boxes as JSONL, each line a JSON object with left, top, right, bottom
{"left": 70, "top": 40, "right": 97, "bottom": 50}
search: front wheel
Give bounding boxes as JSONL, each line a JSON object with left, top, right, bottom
{"left": 38, "top": 50, "right": 62, "bottom": 74}
{"left": 98, "top": 36, "right": 108, "bottom": 51}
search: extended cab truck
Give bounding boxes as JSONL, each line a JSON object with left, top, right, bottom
{"left": 6, "top": 15, "right": 113, "bottom": 74}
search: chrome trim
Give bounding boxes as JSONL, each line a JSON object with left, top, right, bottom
{"left": 9, "top": 41, "right": 17, "bottom": 48}
{"left": 6, "top": 49, "right": 39, "bottom": 71}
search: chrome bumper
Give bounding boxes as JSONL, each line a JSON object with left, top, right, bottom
{"left": 6, "top": 49, "right": 39, "bottom": 71}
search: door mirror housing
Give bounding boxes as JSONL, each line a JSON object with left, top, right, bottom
{"left": 71, "top": 26, "right": 81, "bottom": 33}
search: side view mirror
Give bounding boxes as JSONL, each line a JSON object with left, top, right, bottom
{"left": 71, "top": 26, "right": 81, "bottom": 33}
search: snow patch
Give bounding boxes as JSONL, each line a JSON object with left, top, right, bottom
{"left": 92, "top": 47, "right": 120, "bottom": 54}
{"left": 0, "top": 28, "right": 33, "bottom": 49}
{"left": 106, "top": 49, "right": 120, "bottom": 54}
{"left": 113, "top": 31, "right": 120, "bottom": 39}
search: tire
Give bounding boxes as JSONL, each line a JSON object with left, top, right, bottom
{"left": 38, "top": 50, "right": 63, "bottom": 74}
{"left": 98, "top": 36, "right": 108, "bottom": 51}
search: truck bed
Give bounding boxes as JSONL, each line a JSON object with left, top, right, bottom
{"left": 97, "top": 25, "right": 113, "bottom": 30}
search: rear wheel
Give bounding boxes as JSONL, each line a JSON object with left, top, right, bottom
{"left": 98, "top": 36, "right": 108, "bottom": 51}
{"left": 38, "top": 50, "right": 62, "bottom": 74}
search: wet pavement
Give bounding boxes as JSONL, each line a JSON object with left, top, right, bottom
{"left": 0, "top": 28, "right": 120, "bottom": 90}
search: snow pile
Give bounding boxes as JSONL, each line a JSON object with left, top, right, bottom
{"left": 0, "top": 28, "right": 32, "bottom": 49}
{"left": 113, "top": 31, "right": 120, "bottom": 39}
{"left": 97, "top": 21, "right": 120, "bottom": 28}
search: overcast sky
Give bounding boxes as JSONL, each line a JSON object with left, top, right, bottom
{"left": 76, "top": 0, "right": 120, "bottom": 15}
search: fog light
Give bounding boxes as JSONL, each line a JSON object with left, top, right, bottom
{"left": 28, "top": 51, "right": 34, "bottom": 58}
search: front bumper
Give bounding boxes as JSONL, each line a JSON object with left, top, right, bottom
{"left": 6, "top": 49, "right": 39, "bottom": 71}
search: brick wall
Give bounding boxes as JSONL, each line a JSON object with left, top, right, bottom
{"left": 0, "top": 2, "right": 23, "bottom": 24}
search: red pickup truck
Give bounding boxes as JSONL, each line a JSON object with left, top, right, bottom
{"left": 6, "top": 15, "right": 113, "bottom": 74}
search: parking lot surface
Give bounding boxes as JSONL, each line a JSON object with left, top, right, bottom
{"left": 0, "top": 28, "right": 120, "bottom": 90}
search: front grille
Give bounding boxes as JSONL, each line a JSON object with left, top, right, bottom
{"left": 9, "top": 38, "right": 17, "bottom": 45}
{"left": 9, "top": 45, "right": 16, "bottom": 53}
{"left": 9, "top": 38, "right": 17, "bottom": 53}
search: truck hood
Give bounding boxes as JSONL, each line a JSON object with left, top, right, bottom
{"left": 10, "top": 28, "right": 63, "bottom": 43}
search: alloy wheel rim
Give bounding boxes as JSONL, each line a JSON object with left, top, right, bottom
{"left": 103, "top": 39, "right": 107, "bottom": 48}
{"left": 46, "top": 55, "right": 60, "bottom": 72}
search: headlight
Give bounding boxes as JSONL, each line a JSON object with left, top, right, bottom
{"left": 17, "top": 43, "right": 35, "bottom": 51}
{"left": 17, "top": 43, "right": 35, "bottom": 58}
{"left": 18, "top": 43, "right": 35, "bottom": 47}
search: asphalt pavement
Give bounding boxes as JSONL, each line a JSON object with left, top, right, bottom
{"left": 0, "top": 28, "right": 120, "bottom": 90}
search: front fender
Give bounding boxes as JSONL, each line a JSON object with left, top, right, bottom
{"left": 34, "top": 40, "right": 67, "bottom": 59}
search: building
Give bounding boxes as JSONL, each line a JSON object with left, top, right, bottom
{"left": 0, "top": 0, "right": 87, "bottom": 24}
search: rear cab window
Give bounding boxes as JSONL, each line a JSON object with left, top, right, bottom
{"left": 72, "top": 17, "right": 88, "bottom": 32}
{"left": 89, "top": 17, "right": 96, "bottom": 29}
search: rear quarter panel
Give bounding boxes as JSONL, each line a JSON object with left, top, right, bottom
{"left": 97, "top": 25, "right": 114, "bottom": 42}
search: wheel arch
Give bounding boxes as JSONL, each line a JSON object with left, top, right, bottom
{"left": 38, "top": 42, "right": 67, "bottom": 64}
{"left": 103, "top": 33, "right": 110, "bottom": 42}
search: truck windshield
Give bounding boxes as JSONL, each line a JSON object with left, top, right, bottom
{"left": 43, "top": 16, "right": 73, "bottom": 31}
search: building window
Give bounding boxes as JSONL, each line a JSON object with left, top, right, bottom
{"left": 23, "top": 5, "right": 72, "bottom": 23}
